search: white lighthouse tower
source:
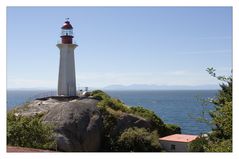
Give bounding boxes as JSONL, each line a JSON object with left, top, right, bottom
{"left": 57, "top": 19, "right": 78, "bottom": 96}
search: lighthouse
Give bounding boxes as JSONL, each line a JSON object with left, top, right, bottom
{"left": 57, "top": 19, "right": 78, "bottom": 96}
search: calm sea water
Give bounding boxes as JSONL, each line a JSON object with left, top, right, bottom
{"left": 7, "top": 90, "right": 217, "bottom": 135}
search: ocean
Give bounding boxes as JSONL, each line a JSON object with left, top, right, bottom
{"left": 7, "top": 90, "right": 217, "bottom": 135}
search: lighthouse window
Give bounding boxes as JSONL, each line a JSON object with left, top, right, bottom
{"left": 61, "top": 30, "right": 66, "bottom": 36}
{"left": 61, "top": 29, "right": 73, "bottom": 36}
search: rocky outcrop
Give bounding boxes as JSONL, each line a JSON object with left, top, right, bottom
{"left": 12, "top": 94, "right": 180, "bottom": 152}
{"left": 111, "top": 114, "right": 152, "bottom": 136}
{"left": 14, "top": 96, "right": 103, "bottom": 152}
{"left": 43, "top": 98, "right": 102, "bottom": 152}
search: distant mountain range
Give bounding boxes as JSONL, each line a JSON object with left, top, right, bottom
{"left": 103, "top": 84, "right": 220, "bottom": 90}
{"left": 8, "top": 84, "right": 220, "bottom": 91}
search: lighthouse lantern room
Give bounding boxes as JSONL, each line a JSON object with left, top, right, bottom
{"left": 61, "top": 20, "right": 74, "bottom": 44}
{"left": 57, "top": 19, "right": 78, "bottom": 96}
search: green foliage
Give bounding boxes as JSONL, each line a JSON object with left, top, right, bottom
{"left": 91, "top": 90, "right": 110, "bottom": 100}
{"left": 164, "top": 124, "right": 181, "bottom": 135}
{"left": 98, "top": 106, "right": 118, "bottom": 151}
{"left": 207, "top": 67, "right": 232, "bottom": 83}
{"left": 197, "top": 68, "right": 233, "bottom": 152}
{"left": 210, "top": 101, "right": 232, "bottom": 139}
{"left": 129, "top": 106, "right": 177, "bottom": 136}
{"left": 99, "top": 106, "right": 117, "bottom": 132}
{"left": 115, "top": 127, "right": 161, "bottom": 152}
{"left": 205, "top": 139, "right": 232, "bottom": 152}
{"left": 129, "top": 106, "right": 164, "bottom": 126}
{"left": 97, "top": 97, "right": 129, "bottom": 112}
{"left": 7, "top": 111, "right": 56, "bottom": 150}
{"left": 207, "top": 68, "right": 232, "bottom": 140}
{"left": 188, "top": 136, "right": 208, "bottom": 152}
{"left": 128, "top": 106, "right": 182, "bottom": 136}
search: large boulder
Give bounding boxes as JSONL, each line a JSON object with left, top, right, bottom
{"left": 14, "top": 97, "right": 103, "bottom": 152}
{"left": 111, "top": 113, "right": 152, "bottom": 136}
{"left": 43, "top": 98, "right": 102, "bottom": 152}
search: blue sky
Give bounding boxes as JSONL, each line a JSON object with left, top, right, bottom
{"left": 7, "top": 7, "right": 232, "bottom": 89}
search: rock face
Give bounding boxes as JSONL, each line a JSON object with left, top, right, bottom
{"left": 14, "top": 96, "right": 103, "bottom": 152}
{"left": 111, "top": 114, "right": 152, "bottom": 136}
{"left": 43, "top": 98, "right": 102, "bottom": 152}
{"left": 13, "top": 95, "right": 175, "bottom": 152}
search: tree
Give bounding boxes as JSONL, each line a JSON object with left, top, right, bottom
{"left": 191, "top": 68, "right": 232, "bottom": 152}
{"left": 206, "top": 67, "right": 232, "bottom": 141}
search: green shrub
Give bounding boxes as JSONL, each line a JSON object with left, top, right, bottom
{"left": 165, "top": 124, "right": 181, "bottom": 135}
{"left": 7, "top": 111, "right": 56, "bottom": 150}
{"left": 98, "top": 106, "right": 118, "bottom": 151}
{"left": 129, "top": 106, "right": 164, "bottom": 126}
{"left": 91, "top": 90, "right": 110, "bottom": 100}
{"left": 205, "top": 139, "right": 232, "bottom": 152}
{"left": 129, "top": 106, "right": 179, "bottom": 136}
{"left": 97, "top": 97, "right": 129, "bottom": 112}
{"left": 115, "top": 127, "right": 161, "bottom": 152}
{"left": 188, "top": 136, "right": 208, "bottom": 152}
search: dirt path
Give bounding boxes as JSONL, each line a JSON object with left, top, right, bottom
{"left": 7, "top": 146, "right": 54, "bottom": 152}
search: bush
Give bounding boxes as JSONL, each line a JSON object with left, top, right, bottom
{"left": 91, "top": 90, "right": 110, "bottom": 100}
{"left": 129, "top": 107, "right": 181, "bottom": 136}
{"left": 129, "top": 107, "right": 164, "bottom": 128}
{"left": 164, "top": 124, "right": 181, "bottom": 135}
{"left": 129, "top": 106, "right": 164, "bottom": 125}
{"left": 115, "top": 127, "right": 161, "bottom": 152}
{"left": 205, "top": 139, "right": 232, "bottom": 152}
{"left": 188, "top": 136, "right": 208, "bottom": 152}
{"left": 7, "top": 111, "right": 56, "bottom": 150}
{"left": 97, "top": 97, "right": 130, "bottom": 112}
{"left": 97, "top": 98, "right": 167, "bottom": 151}
{"left": 98, "top": 106, "right": 118, "bottom": 151}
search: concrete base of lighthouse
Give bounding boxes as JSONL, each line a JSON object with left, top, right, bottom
{"left": 57, "top": 43, "right": 78, "bottom": 96}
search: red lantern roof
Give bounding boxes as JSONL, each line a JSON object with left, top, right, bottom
{"left": 61, "top": 21, "right": 73, "bottom": 29}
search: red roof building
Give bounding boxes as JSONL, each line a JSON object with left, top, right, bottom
{"left": 160, "top": 134, "right": 198, "bottom": 143}
{"left": 159, "top": 134, "right": 198, "bottom": 152}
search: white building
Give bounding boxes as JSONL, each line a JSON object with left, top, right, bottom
{"left": 159, "top": 134, "right": 198, "bottom": 152}
{"left": 57, "top": 19, "right": 78, "bottom": 96}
